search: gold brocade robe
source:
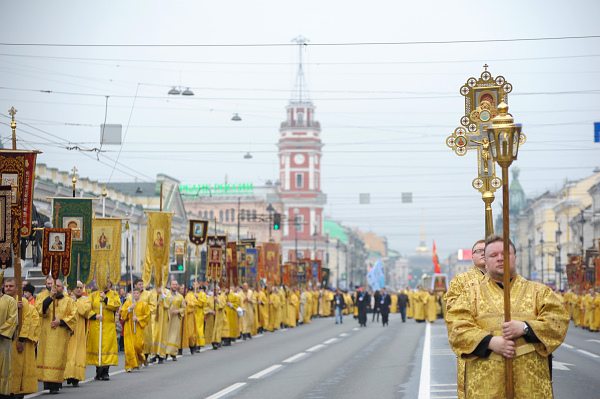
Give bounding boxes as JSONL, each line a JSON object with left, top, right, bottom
{"left": 194, "top": 291, "right": 207, "bottom": 347}
{"left": 592, "top": 295, "right": 600, "bottom": 331}
{"left": 444, "top": 265, "right": 486, "bottom": 399}
{"left": 165, "top": 291, "right": 185, "bottom": 356}
{"left": 12, "top": 298, "right": 40, "bottom": 395}
{"left": 0, "top": 295, "right": 18, "bottom": 395}
{"left": 447, "top": 274, "right": 569, "bottom": 399}
{"left": 239, "top": 290, "right": 256, "bottom": 334}
{"left": 182, "top": 292, "right": 198, "bottom": 349}
{"left": 583, "top": 294, "right": 594, "bottom": 328}
{"left": 304, "top": 291, "right": 312, "bottom": 324}
{"left": 406, "top": 291, "right": 414, "bottom": 318}
{"left": 120, "top": 299, "right": 150, "bottom": 370}
{"left": 64, "top": 296, "right": 92, "bottom": 382}
{"left": 287, "top": 292, "right": 299, "bottom": 327}
{"left": 390, "top": 294, "right": 398, "bottom": 314}
{"left": 257, "top": 290, "right": 269, "bottom": 330}
{"left": 412, "top": 291, "right": 428, "bottom": 321}
{"left": 344, "top": 293, "right": 352, "bottom": 315}
{"left": 312, "top": 291, "right": 319, "bottom": 317}
{"left": 427, "top": 293, "right": 437, "bottom": 322}
{"left": 86, "top": 290, "right": 120, "bottom": 367}
{"left": 152, "top": 290, "right": 170, "bottom": 357}
{"left": 222, "top": 292, "right": 240, "bottom": 339}
{"left": 36, "top": 295, "right": 77, "bottom": 383}
{"left": 571, "top": 294, "right": 580, "bottom": 326}
{"left": 268, "top": 293, "right": 280, "bottom": 331}
{"left": 204, "top": 294, "right": 225, "bottom": 344}
{"left": 140, "top": 289, "right": 157, "bottom": 354}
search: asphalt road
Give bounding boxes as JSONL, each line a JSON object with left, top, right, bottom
{"left": 24, "top": 315, "right": 600, "bottom": 399}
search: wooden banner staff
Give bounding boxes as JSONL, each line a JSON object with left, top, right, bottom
{"left": 9, "top": 108, "right": 23, "bottom": 334}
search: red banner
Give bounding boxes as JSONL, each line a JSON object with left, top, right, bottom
{"left": 42, "top": 228, "right": 72, "bottom": 279}
{"left": 263, "top": 242, "right": 280, "bottom": 287}
{"left": 226, "top": 242, "right": 238, "bottom": 287}
{"left": 595, "top": 257, "right": 600, "bottom": 288}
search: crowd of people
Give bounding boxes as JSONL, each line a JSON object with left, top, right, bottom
{"left": 560, "top": 288, "right": 600, "bottom": 332}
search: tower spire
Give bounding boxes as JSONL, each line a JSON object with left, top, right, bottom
{"left": 290, "top": 35, "right": 311, "bottom": 104}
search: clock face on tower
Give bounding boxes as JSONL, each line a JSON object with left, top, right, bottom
{"left": 293, "top": 153, "right": 305, "bottom": 165}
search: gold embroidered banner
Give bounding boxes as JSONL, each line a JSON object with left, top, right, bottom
{"left": 143, "top": 212, "right": 172, "bottom": 289}
{"left": 42, "top": 227, "right": 72, "bottom": 280}
{"left": 226, "top": 242, "right": 238, "bottom": 287}
{"left": 0, "top": 150, "right": 37, "bottom": 252}
{"left": 207, "top": 235, "right": 226, "bottom": 284}
{"left": 90, "top": 218, "right": 122, "bottom": 291}
{"left": 0, "top": 186, "right": 11, "bottom": 268}
{"left": 263, "top": 242, "right": 280, "bottom": 287}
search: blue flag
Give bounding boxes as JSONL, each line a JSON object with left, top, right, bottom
{"left": 367, "top": 259, "right": 385, "bottom": 290}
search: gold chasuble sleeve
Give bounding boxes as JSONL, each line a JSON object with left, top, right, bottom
{"left": 143, "top": 212, "right": 172, "bottom": 289}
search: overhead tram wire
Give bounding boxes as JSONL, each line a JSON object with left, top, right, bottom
{"left": 1, "top": 34, "right": 599, "bottom": 47}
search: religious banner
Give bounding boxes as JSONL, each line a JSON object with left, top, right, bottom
{"left": 312, "top": 260, "right": 322, "bottom": 284}
{"left": 143, "top": 212, "right": 172, "bottom": 289}
{"left": 585, "top": 267, "right": 595, "bottom": 289}
{"left": 226, "top": 242, "right": 238, "bottom": 287}
{"left": 566, "top": 263, "right": 576, "bottom": 287}
{"left": 263, "top": 242, "right": 280, "bottom": 287}
{"left": 53, "top": 198, "right": 93, "bottom": 289}
{"left": 321, "top": 267, "right": 330, "bottom": 288}
{"left": 256, "top": 246, "right": 265, "bottom": 283}
{"left": 297, "top": 259, "right": 307, "bottom": 285}
{"left": 0, "top": 150, "right": 37, "bottom": 251}
{"left": 595, "top": 257, "right": 600, "bottom": 288}
{"left": 237, "top": 243, "right": 247, "bottom": 284}
{"left": 305, "top": 261, "right": 312, "bottom": 286}
{"left": 0, "top": 186, "right": 12, "bottom": 268}
{"left": 41, "top": 227, "right": 72, "bottom": 280}
{"left": 188, "top": 219, "right": 208, "bottom": 246}
{"left": 246, "top": 247, "right": 257, "bottom": 285}
{"left": 90, "top": 218, "right": 122, "bottom": 290}
{"left": 207, "top": 235, "right": 226, "bottom": 284}
{"left": 281, "top": 263, "right": 290, "bottom": 286}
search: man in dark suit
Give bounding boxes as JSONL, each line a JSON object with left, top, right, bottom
{"left": 372, "top": 290, "right": 381, "bottom": 322}
{"left": 398, "top": 289, "right": 409, "bottom": 322}
{"left": 355, "top": 287, "right": 370, "bottom": 327}
{"left": 379, "top": 288, "right": 392, "bottom": 326}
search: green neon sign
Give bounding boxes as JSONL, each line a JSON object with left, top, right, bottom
{"left": 179, "top": 183, "right": 254, "bottom": 196}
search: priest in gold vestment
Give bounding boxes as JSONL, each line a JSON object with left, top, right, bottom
{"left": 151, "top": 286, "right": 170, "bottom": 363}
{"left": 444, "top": 239, "right": 486, "bottom": 399}
{"left": 133, "top": 279, "right": 156, "bottom": 365}
{"left": 165, "top": 280, "right": 185, "bottom": 360}
{"left": 204, "top": 286, "right": 225, "bottom": 349}
{"left": 447, "top": 236, "right": 569, "bottom": 399}
{"left": 194, "top": 285, "right": 207, "bottom": 348}
{"left": 239, "top": 283, "right": 256, "bottom": 339}
{"left": 64, "top": 281, "right": 92, "bottom": 387}
{"left": 257, "top": 287, "right": 269, "bottom": 333}
{"left": 412, "top": 286, "right": 428, "bottom": 322}
{"left": 0, "top": 277, "right": 18, "bottom": 397}
{"left": 86, "top": 281, "right": 121, "bottom": 381}
{"left": 182, "top": 286, "right": 198, "bottom": 354}
{"left": 221, "top": 286, "right": 240, "bottom": 346}
{"left": 36, "top": 279, "right": 76, "bottom": 394}
{"left": 120, "top": 287, "right": 150, "bottom": 371}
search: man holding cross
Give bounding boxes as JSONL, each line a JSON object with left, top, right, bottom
{"left": 447, "top": 235, "right": 569, "bottom": 398}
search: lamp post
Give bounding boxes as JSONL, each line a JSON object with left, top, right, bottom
{"left": 486, "top": 101, "right": 525, "bottom": 399}
{"left": 555, "top": 224, "right": 562, "bottom": 290}
{"left": 266, "top": 204, "right": 275, "bottom": 240}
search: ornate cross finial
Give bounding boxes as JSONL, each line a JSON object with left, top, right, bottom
{"left": 8, "top": 107, "right": 17, "bottom": 119}
{"left": 483, "top": 64, "right": 489, "bottom": 71}
{"left": 71, "top": 166, "right": 78, "bottom": 176}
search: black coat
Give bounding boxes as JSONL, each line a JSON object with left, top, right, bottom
{"left": 333, "top": 293, "right": 346, "bottom": 308}
{"left": 355, "top": 291, "right": 370, "bottom": 312}
{"left": 398, "top": 293, "right": 409, "bottom": 309}
{"left": 379, "top": 292, "right": 392, "bottom": 314}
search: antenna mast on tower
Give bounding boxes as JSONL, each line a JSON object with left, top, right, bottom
{"left": 291, "top": 35, "right": 311, "bottom": 104}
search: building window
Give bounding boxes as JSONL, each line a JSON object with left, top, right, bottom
{"left": 225, "top": 210, "right": 230, "bottom": 222}
{"left": 219, "top": 210, "right": 224, "bottom": 222}
{"left": 252, "top": 209, "right": 257, "bottom": 221}
{"left": 240, "top": 209, "right": 245, "bottom": 222}
{"left": 295, "top": 215, "right": 304, "bottom": 233}
{"left": 209, "top": 210, "right": 214, "bottom": 221}
{"left": 296, "top": 173, "right": 304, "bottom": 189}
{"left": 231, "top": 208, "right": 235, "bottom": 222}
{"left": 203, "top": 210, "right": 208, "bottom": 219}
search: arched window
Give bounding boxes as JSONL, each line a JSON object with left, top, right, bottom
{"left": 240, "top": 209, "right": 245, "bottom": 222}
{"left": 231, "top": 208, "right": 235, "bottom": 222}
{"left": 252, "top": 209, "right": 257, "bottom": 221}
{"left": 209, "top": 210, "right": 214, "bottom": 221}
{"left": 219, "top": 210, "right": 224, "bottom": 221}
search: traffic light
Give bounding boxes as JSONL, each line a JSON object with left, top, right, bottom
{"left": 170, "top": 254, "right": 185, "bottom": 274}
{"left": 273, "top": 212, "right": 281, "bottom": 230}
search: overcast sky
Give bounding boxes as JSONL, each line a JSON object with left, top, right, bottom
{"left": 1, "top": 1, "right": 599, "bottom": 259}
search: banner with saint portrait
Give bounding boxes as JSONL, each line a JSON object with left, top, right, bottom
{"left": 90, "top": 218, "right": 122, "bottom": 291}
{"left": 263, "top": 242, "right": 280, "bottom": 287}
{"left": 53, "top": 198, "right": 93, "bottom": 289}
{"left": 0, "top": 150, "right": 38, "bottom": 251}
{"left": 312, "top": 260, "right": 322, "bottom": 284}
{"left": 188, "top": 219, "right": 208, "bottom": 246}
{"left": 0, "top": 186, "right": 12, "bottom": 269}
{"left": 143, "top": 211, "right": 172, "bottom": 289}
{"left": 226, "top": 242, "right": 238, "bottom": 287}
{"left": 207, "top": 235, "right": 227, "bottom": 284}
{"left": 41, "top": 227, "right": 72, "bottom": 280}
{"left": 246, "top": 247, "right": 257, "bottom": 285}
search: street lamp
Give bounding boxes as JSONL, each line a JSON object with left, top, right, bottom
{"left": 486, "top": 101, "right": 524, "bottom": 399}
{"left": 168, "top": 86, "right": 194, "bottom": 96}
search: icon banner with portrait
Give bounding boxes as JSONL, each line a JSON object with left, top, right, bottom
{"left": 53, "top": 197, "right": 93, "bottom": 288}
{"left": 188, "top": 219, "right": 208, "bottom": 246}
{"left": 42, "top": 227, "right": 72, "bottom": 279}
{"left": 207, "top": 235, "right": 227, "bottom": 284}
{"left": 226, "top": 242, "right": 238, "bottom": 287}
{"left": 0, "top": 186, "right": 12, "bottom": 269}
{"left": 263, "top": 242, "right": 280, "bottom": 287}
{"left": 0, "top": 150, "right": 38, "bottom": 250}
{"left": 90, "top": 218, "right": 122, "bottom": 291}
{"left": 143, "top": 211, "right": 172, "bottom": 289}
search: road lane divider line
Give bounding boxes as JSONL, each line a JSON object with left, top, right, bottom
{"left": 418, "top": 322, "right": 431, "bottom": 399}
{"left": 562, "top": 343, "right": 574, "bottom": 349}
{"left": 576, "top": 349, "right": 600, "bottom": 358}
{"left": 353, "top": 327, "right": 360, "bottom": 331}
{"left": 248, "top": 364, "right": 282, "bottom": 379}
{"left": 283, "top": 352, "right": 307, "bottom": 363}
{"left": 339, "top": 333, "right": 349, "bottom": 337}
{"left": 206, "top": 382, "right": 247, "bottom": 399}
{"left": 306, "top": 344, "right": 325, "bottom": 352}
{"left": 323, "top": 338, "right": 338, "bottom": 344}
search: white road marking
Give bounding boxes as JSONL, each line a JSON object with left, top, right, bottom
{"left": 339, "top": 333, "right": 349, "bottom": 337}
{"left": 418, "top": 322, "right": 431, "bottom": 399}
{"left": 25, "top": 368, "right": 131, "bottom": 398}
{"left": 248, "top": 364, "right": 283, "bottom": 379}
{"left": 205, "top": 382, "right": 247, "bottom": 399}
{"left": 553, "top": 361, "right": 575, "bottom": 371}
{"left": 353, "top": 327, "right": 360, "bottom": 331}
{"left": 323, "top": 338, "right": 338, "bottom": 344}
{"left": 283, "top": 352, "right": 307, "bottom": 363}
{"left": 586, "top": 339, "right": 600, "bottom": 344}
{"left": 561, "top": 343, "right": 574, "bottom": 349}
{"left": 577, "top": 349, "right": 600, "bottom": 358}
{"left": 307, "top": 344, "right": 325, "bottom": 352}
